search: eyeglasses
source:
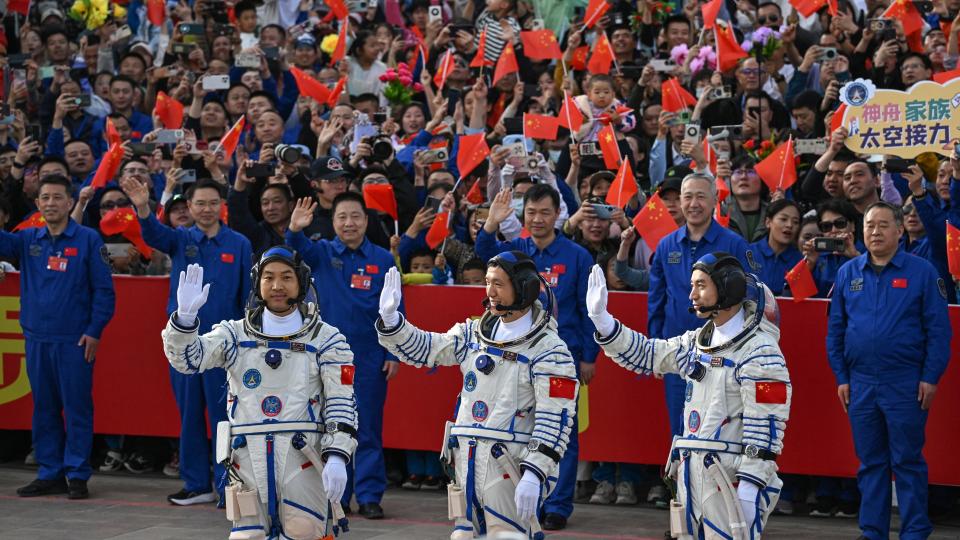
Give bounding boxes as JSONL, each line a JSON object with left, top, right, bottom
{"left": 757, "top": 15, "right": 780, "bottom": 25}
{"left": 902, "top": 203, "right": 916, "bottom": 215}
{"left": 740, "top": 68, "right": 761, "bottom": 76}
{"left": 101, "top": 199, "right": 132, "bottom": 211}
{"left": 732, "top": 168, "right": 757, "bottom": 176}
{"left": 818, "top": 217, "right": 848, "bottom": 232}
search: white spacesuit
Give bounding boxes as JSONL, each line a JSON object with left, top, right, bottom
{"left": 375, "top": 251, "right": 578, "bottom": 539}
{"left": 586, "top": 253, "right": 791, "bottom": 540}
{"left": 162, "top": 249, "right": 358, "bottom": 540}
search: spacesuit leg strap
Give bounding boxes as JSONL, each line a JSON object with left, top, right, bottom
{"left": 704, "top": 456, "right": 748, "bottom": 540}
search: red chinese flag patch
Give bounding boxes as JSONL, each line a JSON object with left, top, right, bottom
{"left": 221, "top": 253, "right": 235, "bottom": 263}
{"left": 549, "top": 377, "right": 576, "bottom": 399}
{"left": 64, "top": 247, "right": 78, "bottom": 256}
{"left": 366, "top": 264, "right": 379, "bottom": 274}
{"left": 341, "top": 365, "right": 355, "bottom": 385}
{"left": 755, "top": 381, "right": 787, "bottom": 404}
{"left": 892, "top": 278, "right": 908, "bottom": 288}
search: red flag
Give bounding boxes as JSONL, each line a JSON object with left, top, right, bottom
{"left": 830, "top": 103, "right": 847, "bottom": 132}
{"left": 493, "top": 42, "right": 519, "bottom": 85}
{"left": 703, "top": 139, "right": 719, "bottom": 176}
{"left": 465, "top": 180, "right": 484, "bottom": 205}
{"left": 570, "top": 46, "right": 589, "bottom": 71}
{"left": 154, "top": 91, "right": 184, "bottom": 130}
{"left": 520, "top": 30, "right": 563, "bottom": 60}
{"left": 947, "top": 221, "right": 960, "bottom": 279}
{"left": 433, "top": 49, "right": 455, "bottom": 90}
{"left": 755, "top": 138, "right": 797, "bottom": 191}
{"left": 597, "top": 124, "right": 621, "bottom": 170}
{"left": 146, "top": 0, "right": 165, "bottom": 25}
{"left": 329, "top": 20, "right": 348, "bottom": 66}
{"left": 933, "top": 68, "right": 960, "bottom": 84}
{"left": 100, "top": 208, "right": 152, "bottom": 258}
{"left": 715, "top": 201, "right": 730, "bottom": 227}
{"left": 558, "top": 93, "right": 583, "bottom": 133}
{"left": 105, "top": 117, "right": 121, "bottom": 147}
{"left": 457, "top": 133, "right": 490, "bottom": 178}
{"left": 584, "top": 0, "right": 612, "bottom": 28}
{"left": 755, "top": 381, "right": 788, "bottom": 404}
{"left": 548, "top": 377, "right": 577, "bottom": 398}
{"left": 789, "top": 0, "right": 836, "bottom": 17}
{"left": 8, "top": 0, "right": 29, "bottom": 15}
{"left": 633, "top": 191, "right": 677, "bottom": 251}
{"left": 606, "top": 159, "right": 636, "bottom": 208}
{"left": 716, "top": 23, "right": 749, "bottom": 72}
{"left": 217, "top": 117, "right": 246, "bottom": 159}
{"left": 326, "top": 76, "right": 347, "bottom": 107}
{"left": 91, "top": 143, "right": 124, "bottom": 189}
{"left": 425, "top": 211, "right": 451, "bottom": 248}
{"left": 661, "top": 78, "right": 697, "bottom": 113}
{"left": 715, "top": 177, "right": 730, "bottom": 203}
{"left": 325, "top": 0, "right": 349, "bottom": 19}
{"left": 291, "top": 67, "right": 331, "bottom": 105}
{"left": 587, "top": 33, "right": 614, "bottom": 75}
{"left": 884, "top": 0, "right": 924, "bottom": 35}
{"left": 362, "top": 184, "right": 398, "bottom": 220}
{"left": 785, "top": 259, "right": 818, "bottom": 301}
{"left": 13, "top": 212, "right": 45, "bottom": 231}
{"left": 471, "top": 30, "right": 492, "bottom": 68}
{"left": 701, "top": 0, "right": 723, "bottom": 29}
{"left": 220, "top": 202, "right": 229, "bottom": 224}
{"left": 523, "top": 113, "right": 559, "bottom": 140}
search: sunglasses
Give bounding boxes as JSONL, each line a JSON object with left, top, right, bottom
{"left": 902, "top": 203, "right": 916, "bottom": 215}
{"left": 101, "top": 199, "right": 132, "bottom": 211}
{"left": 757, "top": 15, "right": 780, "bottom": 25}
{"left": 818, "top": 217, "right": 848, "bottom": 232}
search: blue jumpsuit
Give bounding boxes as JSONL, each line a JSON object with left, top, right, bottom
{"left": 0, "top": 220, "right": 115, "bottom": 482}
{"left": 746, "top": 237, "right": 802, "bottom": 295}
{"left": 475, "top": 229, "right": 597, "bottom": 520}
{"left": 140, "top": 215, "right": 252, "bottom": 496}
{"left": 286, "top": 231, "right": 399, "bottom": 507}
{"left": 648, "top": 219, "right": 749, "bottom": 436}
{"left": 827, "top": 250, "right": 951, "bottom": 540}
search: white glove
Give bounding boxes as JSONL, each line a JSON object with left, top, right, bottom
{"left": 501, "top": 163, "right": 516, "bottom": 186}
{"left": 176, "top": 263, "right": 210, "bottom": 327}
{"left": 737, "top": 480, "right": 759, "bottom": 530}
{"left": 379, "top": 267, "right": 402, "bottom": 327}
{"left": 586, "top": 265, "right": 615, "bottom": 337}
{"left": 322, "top": 454, "right": 348, "bottom": 503}
{"left": 514, "top": 470, "right": 541, "bottom": 522}
{"left": 535, "top": 152, "right": 549, "bottom": 171}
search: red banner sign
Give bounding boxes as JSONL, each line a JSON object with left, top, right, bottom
{"left": 1, "top": 275, "right": 958, "bottom": 483}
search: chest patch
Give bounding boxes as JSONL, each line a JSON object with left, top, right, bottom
{"left": 849, "top": 277, "right": 864, "bottom": 292}
{"left": 464, "top": 371, "right": 477, "bottom": 392}
{"left": 667, "top": 251, "right": 682, "bottom": 265}
{"left": 688, "top": 410, "right": 701, "bottom": 433}
{"left": 261, "top": 395, "right": 283, "bottom": 417}
{"left": 471, "top": 400, "right": 489, "bottom": 421}
{"left": 185, "top": 245, "right": 199, "bottom": 258}
{"left": 29, "top": 244, "right": 42, "bottom": 257}
{"left": 242, "top": 369, "right": 262, "bottom": 389}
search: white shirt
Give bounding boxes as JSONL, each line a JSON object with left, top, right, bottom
{"left": 710, "top": 307, "right": 746, "bottom": 347}
{"left": 263, "top": 308, "right": 304, "bottom": 337}
{"left": 493, "top": 310, "right": 534, "bottom": 342}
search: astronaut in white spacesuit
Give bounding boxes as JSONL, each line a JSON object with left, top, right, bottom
{"left": 586, "top": 252, "right": 791, "bottom": 540}
{"left": 162, "top": 247, "right": 358, "bottom": 540}
{"left": 376, "top": 251, "right": 578, "bottom": 540}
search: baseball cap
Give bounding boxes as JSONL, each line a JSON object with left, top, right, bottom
{"left": 40, "top": 6, "right": 65, "bottom": 23}
{"left": 308, "top": 156, "right": 350, "bottom": 181}
{"left": 294, "top": 34, "right": 317, "bottom": 49}
{"left": 659, "top": 165, "right": 692, "bottom": 195}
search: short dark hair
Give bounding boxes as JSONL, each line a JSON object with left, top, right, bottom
{"left": 864, "top": 201, "right": 904, "bottom": 226}
{"left": 846, "top": 158, "right": 877, "bottom": 177}
{"left": 522, "top": 183, "right": 560, "bottom": 211}
{"left": 41, "top": 25, "right": 68, "bottom": 44}
{"left": 351, "top": 93, "right": 380, "bottom": 107}
{"left": 899, "top": 52, "right": 933, "bottom": 73}
{"left": 332, "top": 191, "right": 366, "bottom": 214}
{"left": 588, "top": 74, "right": 616, "bottom": 91}
{"left": 39, "top": 156, "right": 69, "bottom": 173}
{"left": 462, "top": 258, "right": 486, "bottom": 273}
{"left": 234, "top": 0, "right": 257, "bottom": 15}
{"left": 261, "top": 24, "right": 286, "bottom": 41}
{"left": 816, "top": 198, "right": 858, "bottom": 222}
{"left": 110, "top": 74, "right": 137, "bottom": 90}
{"left": 249, "top": 90, "right": 279, "bottom": 110}
{"left": 664, "top": 14, "right": 691, "bottom": 31}
{"left": 790, "top": 90, "right": 821, "bottom": 112}
{"left": 186, "top": 179, "right": 226, "bottom": 200}
{"left": 38, "top": 175, "right": 72, "bottom": 194}
{"left": 119, "top": 52, "right": 147, "bottom": 70}
{"left": 261, "top": 183, "right": 294, "bottom": 202}
{"left": 766, "top": 199, "right": 800, "bottom": 220}
{"left": 64, "top": 139, "right": 93, "bottom": 151}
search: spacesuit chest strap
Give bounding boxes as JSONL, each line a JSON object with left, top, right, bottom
{"left": 466, "top": 342, "right": 530, "bottom": 364}
{"left": 237, "top": 340, "right": 318, "bottom": 353}
{"left": 695, "top": 353, "right": 737, "bottom": 368}
{"left": 231, "top": 421, "right": 323, "bottom": 436}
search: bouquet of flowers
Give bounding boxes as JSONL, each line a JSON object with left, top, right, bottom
{"left": 742, "top": 136, "right": 776, "bottom": 161}
{"left": 670, "top": 44, "right": 717, "bottom": 74}
{"left": 378, "top": 63, "right": 423, "bottom": 106}
{"left": 632, "top": 0, "right": 676, "bottom": 27}
{"left": 68, "top": 0, "right": 126, "bottom": 31}
{"left": 741, "top": 26, "right": 782, "bottom": 60}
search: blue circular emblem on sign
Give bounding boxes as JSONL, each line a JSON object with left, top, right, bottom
{"left": 471, "top": 400, "right": 489, "bottom": 421}
{"left": 464, "top": 372, "right": 477, "bottom": 392}
{"left": 264, "top": 349, "right": 283, "bottom": 369}
{"left": 243, "top": 369, "right": 262, "bottom": 389}
{"left": 844, "top": 82, "right": 869, "bottom": 107}
{"left": 688, "top": 410, "right": 701, "bottom": 433}
{"left": 685, "top": 381, "right": 693, "bottom": 402}
{"left": 261, "top": 395, "right": 283, "bottom": 417}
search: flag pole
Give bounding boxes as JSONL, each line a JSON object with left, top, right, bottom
{"left": 777, "top": 136, "right": 793, "bottom": 190}
{"left": 563, "top": 90, "right": 578, "bottom": 144}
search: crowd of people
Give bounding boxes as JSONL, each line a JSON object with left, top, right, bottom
{"left": 1, "top": 0, "right": 958, "bottom": 536}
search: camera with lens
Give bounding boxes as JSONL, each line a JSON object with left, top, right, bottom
{"left": 274, "top": 144, "right": 302, "bottom": 164}
{"left": 818, "top": 47, "right": 838, "bottom": 61}
{"left": 368, "top": 136, "right": 394, "bottom": 161}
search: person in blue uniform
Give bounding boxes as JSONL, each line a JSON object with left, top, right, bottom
{"left": 746, "top": 199, "right": 803, "bottom": 295}
{"left": 828, "top": 202, "right": 951, "bottom": 540}
{"left": 2, "top": 175, "right": 115, "bottom": 500}
{"left": 648, "top": 173, "right": 749, "bottom": 440}
{"left": 474, "top": 183, "right": 596, "bottom": 531}
{"left": 802, "top": 199, "right": 864, "bottom": 297}
{"left": 284, "top": 191, "right": 399, "bottom": 520}
{"left": 122, "top": 177, "right": 252, "bottom": 506}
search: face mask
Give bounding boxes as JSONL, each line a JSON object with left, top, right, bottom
{"left": 510, "top": 198, "right": 524, "bottom": 219}
{"left": 548, "top": 149, "right": 562, "bottom": 162}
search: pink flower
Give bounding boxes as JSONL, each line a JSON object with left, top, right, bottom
{"left": 398, "top": 63, "right": 410, "bottom": 74}
{"left": 384, "top": 71, "right": 398, "bottom": 82}
{"left": 398, "top": 75, "right": 413, "bottom": 86}
{"left": 379, "top": 74, "right": 389, "bottom": 82}
{"left": 413, "top": 82, "right": 424, "bottom": 92}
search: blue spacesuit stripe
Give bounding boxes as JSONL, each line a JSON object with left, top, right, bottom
{"left": 465, "top": 441, "right": 476, "bottom": 523}
{"left": 282, "top": 498, "right": 326, "bottom": 521}
{"left": 231, "top": 525, "right": 265, "bottom": 532}
{"left": 266, "top": 435, "right": 279, "bottom": 536}
{"left": 483, "top": 505, "right": 525, "bottom": 532}
{"left": 703, "top": 518, "right": 733, "bottom": 539}
{"left": 683, "top": 457, "right": 694, "bottom": 534}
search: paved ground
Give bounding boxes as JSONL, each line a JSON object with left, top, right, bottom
{"left": 1, "top": 466, "right": 959, "bottom": 539}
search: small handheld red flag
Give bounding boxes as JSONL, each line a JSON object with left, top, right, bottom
{"left": 457, "top": 133, "right": 490, "bottom": 179}
{"left": 597, "top": 124, "right": 621, "bottom": 170}
{"left": 701, "top": 0, "right": 723, "bottom": 29}
{"left": 520, "top": 30, "right": 563, "bottom": 60}
{"left": 91, "top": 143, "right": 124, "bottom": 189}
{"left": 154, "top": 91, "right": 184, "bottom": 130}
{"left": 100, "top": 208, "right": 152, "bottom": 258}
{"left": 147, "top": 0, "right": 165, "bottom": 25}
{"left": 493, "top": 42, "right": 519, "bottom": 85}
{"left": 632, "top": 191, "right": 678, "bottom": 251}
{"left": 425, "top": 211, "right": 451, "bottom": 249}
{"left": 947, "top": 221, "right": 960, "bottom": 279}
{"left": 362, "top": 184, "right": 399, "bottom": 221}
{"left": 583, "top": 0, "right": 612, "bottom": 28}
{"left": 471, "top": 30, "right": 492, "bottom": 68}
{"left": 716, "top": 23, "right": 749, "bottom": 72}
{"left": 558, "top": 93, "right": 584, "bottom": 133}
{"left": 587, "top": 33, "right": 614, "bottom": 75}
{"left": 661, "top": 78, "right": 697, "bottom": 113}
{"left": 13, "top": 212, "right": 46, "bottom": 231}
{"left": 217, "top": 117, "right": 246, "bottom": 160}
{"left": 465, "top": 180, "right": 485, "bottom": 205}
{"left": 755, "top": 138, "right": 797, "bottom": 191}
{"left": 785, "top": 259, "right": 818, "bottom": 301}
{"left": 291, "top": 67, "right": 332, "bottom": 105}
{"left": 523, "top": 113, "right": 559, "bottom": 141}
{"left": 329, "top": 20, "right": 348, "bottom": 66}
{"left": 606, "top": 159, "right": 637, "bottom": 208}
{"left": 433, "top": 49, "right": 455, "bottom": 90}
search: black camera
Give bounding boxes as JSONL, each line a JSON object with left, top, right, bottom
{"left": 367, "top": 136, "right": 394, "bottom": 161}
{"left": 274, "top": 144, "right": 302, "bottom": 164}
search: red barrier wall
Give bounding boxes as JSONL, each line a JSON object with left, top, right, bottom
{"left": 1, "top": 275, "right": 957, "bottom": 483}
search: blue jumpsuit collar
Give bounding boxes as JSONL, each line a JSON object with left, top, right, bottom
{"left": 331, "top": 236, "right": 372, "bottom": 256}
{"left": 187, "top": 223, "right": 228, "bottom": 244}
{"left": 677, "top": 219, "right": 722, "bottom": 244}
{"left": 35, "top": 218, "right": 79, "bottom": 239}
{"left": 855, "top": 247, "right": 907, "bottom": 270}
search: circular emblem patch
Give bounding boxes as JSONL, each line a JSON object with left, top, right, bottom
{"left": 471, "top": 400, "right": 489, "bottom": 421}
{"left": 261, "top": 395, "right": 283, "bottom": 417}
{"left": 464, "top": 372, "right": 477, "bottom": 392}
{"left": 688, "top": 410, "right": 701, "bottom": 433}
{"left": 243, "top": 369, "right": 262, "bottom": 389}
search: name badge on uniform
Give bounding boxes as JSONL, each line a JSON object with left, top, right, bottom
{"left": 47, "top": 255, "right": 68, "bottom": 271}
{"left": 850, "top": 277, "right": 863, "bottom": 292}
{"left": 540, "top": 271, "right": 558, "bottom": 288}
{"left": 351, "top": 274, "right": 372, "bottom": 290}
{"left": 667, "top": 251, "right": 681, "bottom": 264}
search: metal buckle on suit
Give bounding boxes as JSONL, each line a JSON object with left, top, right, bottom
{"left": 291, "top": 342, "right": 306, "bottom": 352}
{"left": 710, "top": 357, "right": 723, "bottom": 367}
